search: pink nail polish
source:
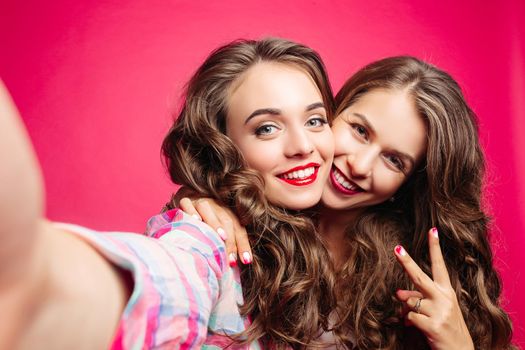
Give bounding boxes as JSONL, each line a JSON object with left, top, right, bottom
{"left": 228, "top": 253, "right": 237, "bottom": 267}
{"left": 395, "top": 245, "right": 406, "bottom": 256}
{"left": 431, "top": 227, "right": 438, "bottom": 238}
{"left": 242, "top": 251, "right": 252, "bottom": 264}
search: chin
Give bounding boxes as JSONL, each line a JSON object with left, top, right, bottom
{"left": 273, "top": 197, "right": 319, "bottom": 211}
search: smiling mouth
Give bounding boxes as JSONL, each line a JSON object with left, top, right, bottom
{"left": 277, "top": 163, "right": 320, "bottom": 186}
{"left": 330, "top": 166, "right": 364, "bottom": 195}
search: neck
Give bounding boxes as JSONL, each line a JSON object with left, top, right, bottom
{"left": 317, "top": 206, "right": 364, "bottom": 268}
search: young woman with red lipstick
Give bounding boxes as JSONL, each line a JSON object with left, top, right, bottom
{"left": 0, "top": 39, "right": 342, "bottom": 349}
{"left": 184, "top": 56, "right": 515, "bottom": 349}
{"left": 161, "top": 37, "right": 348, "bottom": 348}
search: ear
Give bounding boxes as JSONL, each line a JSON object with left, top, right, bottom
{"left": 0, "top": 80, "right": 44, "bottom": 258}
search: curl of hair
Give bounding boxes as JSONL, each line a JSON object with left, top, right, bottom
{"left": 162, "top": 38, "right": 340, "bottom": 349}
{"left": 334, "top": 56, "right": 515, "bottom": 349}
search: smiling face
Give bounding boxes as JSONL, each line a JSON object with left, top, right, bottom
{"left": 321, "top": 88, "right": 427, "bottom": 211}
{"left": 226, "top": 62, "right": 334, "bottom": 210}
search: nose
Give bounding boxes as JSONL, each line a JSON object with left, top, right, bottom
{"left": 284, "top": 127, "right": 314, "bottom": 158}
{"left": 348, "top": 148, "right": 375, "bottom": 178}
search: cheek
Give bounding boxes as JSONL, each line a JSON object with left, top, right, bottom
{"left": 237, "top": 141, "right": 278, "bottom": 174}
{"left": 333, "top": 128, "right": 359, "bottom": 156}
{"left": 315, "top": 130, "right": 335, "bottom": 160}
{"left": 372, "top": 167, "right": 405, "bottom": 196}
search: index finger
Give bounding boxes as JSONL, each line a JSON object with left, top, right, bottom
{"left": 215, "top": 209, "right": 252, "bottom": 265}
{"left": 232, "top": 222, "right": 252, "bottom": 265}
{"left": 428, "top": 227, "right": 452, "bottom": 287}
{"left": 394, "top": 245, "right": 438, "bottom": 298}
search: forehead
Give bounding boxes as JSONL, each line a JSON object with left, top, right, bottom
{"left": 344, "top": 88, "right": 427, "bottom": 161}
{"left": 227, "top": 62, "right": 322, "bottom": 112}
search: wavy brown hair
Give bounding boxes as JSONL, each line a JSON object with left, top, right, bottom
{"left": 334, "top": 56, "right": 515, "bottom": 349}
{"left": 161, "top": 38, "right": 339, "bottom": 348}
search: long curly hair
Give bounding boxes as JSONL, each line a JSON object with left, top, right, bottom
{"left": 334, "top": 56, "right": 515, "bottom": 349}
{"left": 161, "top": 38, "right": 339, "bottom": 348}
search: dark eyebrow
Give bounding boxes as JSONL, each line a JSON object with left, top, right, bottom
{"left": 245, "top": 108, "right": 281, "bottom": 124}
{"left": 244, "top": 102, "right": 326, "bottom": 125}
{"left": 351, "top": 112, "right": 416, "bottom": 170}
{"left": 306, "top": 102, "right": 326, "bottom": 112}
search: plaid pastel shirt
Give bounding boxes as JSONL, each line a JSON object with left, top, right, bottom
{"left": 56, "top": 209, "right": 262, "bottom": 349}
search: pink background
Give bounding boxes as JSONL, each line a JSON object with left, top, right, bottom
{"left": 1, "top": 0, "right": 523, "bottom": 345}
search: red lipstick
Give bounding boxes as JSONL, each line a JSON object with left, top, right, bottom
{"left": 277, "top": 162, "right": 320, "bottom": 187}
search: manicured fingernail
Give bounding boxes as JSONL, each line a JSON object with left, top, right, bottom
{"left": 228, "top": 252, "right": 237, "bottom": 267}
{"left": 217, "top": 227, "right": 227, "bottom": 241}
{"left": 395, "top": 245, "right": 406, "bottom": 256}
{"left": 431, "top": 227, "right": 438, "bottom": 238}
{"left": 192, "top": 214, "right": 202, "bottom": 221}
{"left": 241, "top": 251, "right": 252, "bottom": 264}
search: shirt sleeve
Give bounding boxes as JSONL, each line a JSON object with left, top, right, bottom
{"left": 55, "top": 211, "right": 236, "bottom": 349}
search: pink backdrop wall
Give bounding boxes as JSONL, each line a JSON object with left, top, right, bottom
{"left": 1, "top": 0, "right": 523, "bottom": 345}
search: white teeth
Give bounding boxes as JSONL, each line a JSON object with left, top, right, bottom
{"left": 333, "top": 168, "right": 358, "bottom": 191}
{"left": 281, "top": 167, "right": 315, "bottom": 179}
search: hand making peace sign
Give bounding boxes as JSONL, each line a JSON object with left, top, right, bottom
{"left": 394, "top": 228, "right": 474, "bottom": 350}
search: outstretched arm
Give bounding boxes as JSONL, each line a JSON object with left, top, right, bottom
{"left": 0, "top": 80, "right": 44, "bottom": 282}
{"left": 0, "top": 80, "right": 48, "bottom": 348}
{"left": 0, "top": 81, "right": 128, "bottom": 349}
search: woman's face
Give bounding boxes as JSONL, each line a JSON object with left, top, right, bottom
{"left": 321, "top": 88, "right": 427, "bottom": 211}
{"left": 226, "top": 62, "right": 334, "bottom": 210}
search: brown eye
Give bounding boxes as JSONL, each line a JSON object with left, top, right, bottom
{"left": 385, "top": 154, "right": 405, "bottom": 171}
{"left": 352, "top": 124, "right": 368, "bottom": 139}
